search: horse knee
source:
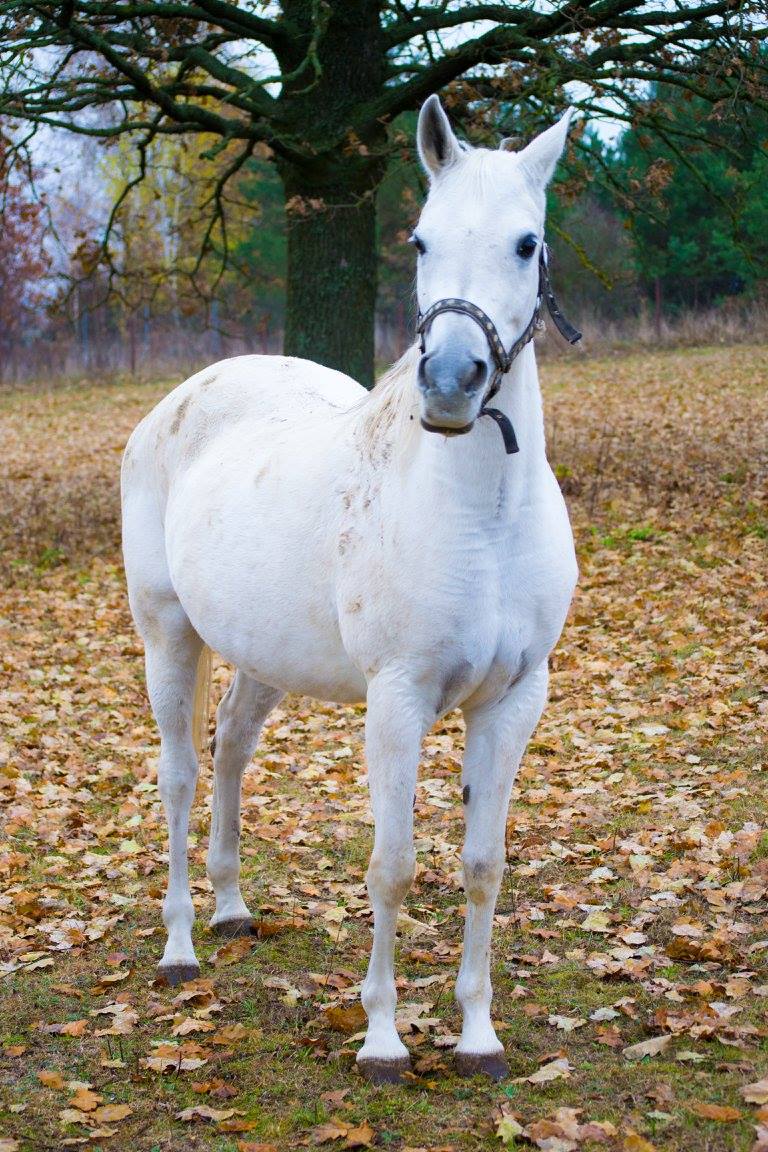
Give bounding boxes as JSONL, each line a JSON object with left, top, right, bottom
{"left": 462, "top": 849, "right": 504, "bottom": 903}
{"left": 367, "top": 848, "right": 415, "bottom": 904}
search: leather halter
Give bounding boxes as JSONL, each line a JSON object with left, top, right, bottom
{"left": 416, "top": 243, "right": 581, "bottom": 454}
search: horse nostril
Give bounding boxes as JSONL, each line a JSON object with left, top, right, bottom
{"left": 465, "top": 359, "right": 487, "bottom": 393}
{"left": 417, "top": 354, "right": 433, "bottom": 392}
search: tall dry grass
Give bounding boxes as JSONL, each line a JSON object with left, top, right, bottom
{"left": 537, "top": 297, "right": 768, "bottom": 357}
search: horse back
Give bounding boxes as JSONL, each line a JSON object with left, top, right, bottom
{"left": 122, "top": 354, "right": 364, "bottom": 503}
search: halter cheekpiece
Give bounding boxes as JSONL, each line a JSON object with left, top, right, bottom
{"left": 415, "top": 242, "right": 581, "bottom": 454}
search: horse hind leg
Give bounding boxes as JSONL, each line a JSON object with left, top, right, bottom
{"left": 138, "top": 597, "right": 206, "bottom": 984}
{"left": 207, "top": 672, "right": 283, "bottom": 935}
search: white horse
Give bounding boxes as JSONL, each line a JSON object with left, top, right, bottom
{"left": 121, "top": 95, "right": 578, "bottom": 1084}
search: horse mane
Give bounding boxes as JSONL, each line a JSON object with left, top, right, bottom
{"left": 353, "top": 342, "right": 421, "bottom": 463}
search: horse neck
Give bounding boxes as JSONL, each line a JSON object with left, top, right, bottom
{"left": 406, "top": 343, "right": 548, "bottom": 520}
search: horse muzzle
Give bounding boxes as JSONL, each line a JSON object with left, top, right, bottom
{"left": 417, "top": 350, "right": 488, "bottom": 434}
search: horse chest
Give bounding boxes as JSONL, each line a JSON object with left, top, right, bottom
{"left": 338, "top": 491, "right": 574, "bottom": 706}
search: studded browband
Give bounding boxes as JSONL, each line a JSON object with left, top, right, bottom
{"left": 416, "top": 243, "right": 581, "bottom": 454}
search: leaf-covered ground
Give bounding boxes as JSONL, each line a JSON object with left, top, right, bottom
{"left": 1, "top": 346, "right": 767, "bottom": 1152}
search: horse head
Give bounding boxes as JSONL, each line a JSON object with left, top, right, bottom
{"left": 413, "top": 94, "right": 574, "bottom": 436}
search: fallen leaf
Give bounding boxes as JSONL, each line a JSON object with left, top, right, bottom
{"left": 549, "top": 1015, "right": 586, "bottom": 1032}
{"left": 670, "top": 921, "right": 704, "bottom": 938}
{"left": 41, "top": 1020, "right": 88, "bottom": 1037}
{"left": 171, "top": 980, "right": 217, "bottom": 1006}
{"left": 688, "top": 1102, "right": 741, "bottom": 1122}
{"left": 496, "top": 1114, "right": 524, "bottom": 1144}
{"left": 321, "top": 1089, "right": 351, "bottom": 1108}
{"left": 94, "top": 1104, "right": 133, "bottom": 1123}
{"left": 172, "top": 1017, "right": 216, "bottom": 1037}
{"left": 310, "top": 1119, "right": 349, "bottom": 1144}
{"left": 624, "top": 1036, "right": 671, "bottom": 1061}
{"left": 67, "top": 1088, "right": 102, "bottom": 1113}
{"left": 591, "top": 1007, "right": 620, "bottom": 1022}
{"left": 175, "top": 1105, "right": 241, "bottom": 1123}
{"left": 220, "top": 1119, "right": 258, "bottom": 1133}
{"left": 37, "top": 1070, "right": 65, "bottom": 1089}
{"left": 343, "top": 1122, "right": 375, "bottom": 1149}
{"left": 212, "top": 1023, "right": 252, "bottom": 1045}
{"left": 255, "top": 917, "right": 295, "bottom": 939}
{"left": 516, "top": 1057, "right": 572, "bottom": 1084}
{"left": 324, "top": 1004, "right": 367, "bottom": 1034}
{"left": 143, "top": 1043, "right": 209, "bottom": 1073}
{"left": 58, "top": 1109, "right": 91, "bottom": 1126}
{"left": 743, "top": 1081, "right": 768, "bottom": 1106}
{"left": 210, "top": 937, "right": 255, "bottom": 966}
{"left": 623, "top": 1133, "right": 658, "bottom": 1152}
{"left": 581, "top": 909, "right": 612, "bottom": 933}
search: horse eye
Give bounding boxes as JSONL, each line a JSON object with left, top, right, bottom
{"left": 516, "top": 234, "right": 538, "bottom": 260}
{"left": 409, "top": 234, "right": 426, "bottom": 256}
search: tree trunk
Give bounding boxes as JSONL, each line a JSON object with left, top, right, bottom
{"left": 275, "top": 1, "right": 388, "bottom": 389}
{"left": 654, "top": 276, "right": 662, "bottom": 339}
{"left": 128, "top": 310, "right": 137, "bottom": 377}
{"left": 280, "top": 165, "right": 379, "bottom": 388}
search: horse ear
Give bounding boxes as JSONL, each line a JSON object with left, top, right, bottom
{"left": 417, "top": 94, "right": 462, "bottom": 179}
{"left": 517, "top": 108, "right": 574, "bottom": 187}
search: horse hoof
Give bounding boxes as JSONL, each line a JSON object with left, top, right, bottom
{"left": 156, "top": 962, "right": 201, "bottom": 987}
{"left": 454, "top": 1051, "right": 509, "bottom": 1081}
{"left": 212, "top": 918, "right": 255, "bottom": 938}
{"left": 357, "top": 1056, "right": 411, "bottom": 1086}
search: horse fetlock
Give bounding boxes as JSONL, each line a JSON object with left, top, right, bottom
{"left": 206, "top": 848, "right": 240, "bottom": 888}
{"left": 455, "top": 969, "right": 493, "bottom": 1013}
{"left": 357, "top": 1039, "right": 410, "bottom": 1068}
{"left": 162, "top": 893, "right": 194, "bottom": 931}
{"left": 361, "top": 974, "right": 397, "bottom": 1020}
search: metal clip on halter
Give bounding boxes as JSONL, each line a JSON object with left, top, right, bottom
{"left": 416, "top": 243, "right": 581, "bottom": 454}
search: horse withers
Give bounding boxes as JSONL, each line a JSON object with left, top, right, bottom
{"left": 121, "top": 95, "right": 579, "bottom": 1084}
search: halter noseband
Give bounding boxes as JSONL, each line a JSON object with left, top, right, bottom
{"left": 415, "top": 242, "right": 581, "bottom": 454}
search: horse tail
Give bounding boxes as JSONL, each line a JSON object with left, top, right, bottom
{"left": 192, "top": 644, "right": 212, "bottom": 760}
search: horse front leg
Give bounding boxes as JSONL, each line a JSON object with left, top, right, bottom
{"left": 357, "top": 673, "right": 427, "bottom": 1085}
{"left": 455, "top": 664, "right": 549, "bottom": 1079}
